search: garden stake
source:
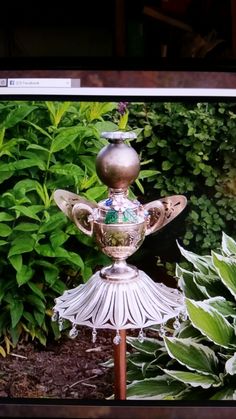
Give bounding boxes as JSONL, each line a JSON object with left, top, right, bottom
{"left": 53, "top": 130, "right": 187, "bottom": 400}
{"left": 114, "top": 329, "right": 126, "bottom": 400}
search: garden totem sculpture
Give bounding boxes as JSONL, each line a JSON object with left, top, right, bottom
{"left": 53, "top": 130, "right": 187, "bottom": 341}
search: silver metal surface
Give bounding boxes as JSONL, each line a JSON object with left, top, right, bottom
{"left": 101, "top": 131, "right": 137, "bottom": 141}
{"left": 100, "top": 260, "right": 139, "bottom": 281}
{"left": 96, "top": 142, "right": 140, "bottom": 189}
{"left": 54, "top": 270, "right": 184, "bottom": 330}
{"left": 144, "top": 195, "right": 187, "bottom": 233}
{"left": 53, "top": 189, "right": 97, "bottom": 221}
{"left": 53, "top": 130, "right": 187, "bottom": 333}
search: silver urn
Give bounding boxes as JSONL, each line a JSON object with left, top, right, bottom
{"left": 54, "top": 131, "right": 186, "bottom": 281}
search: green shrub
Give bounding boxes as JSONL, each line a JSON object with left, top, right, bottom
{"left": 126, "top": 232, "right": 236, "bottom": 400}
{"left": 128, "top": 101, "right": 236, "bottom": 254}
{"left": 0, "top": 100, "right": 118, "bottom": 353}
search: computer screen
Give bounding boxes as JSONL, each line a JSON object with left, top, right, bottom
{"left": 0, "top": 65, "right": 236, "bottom": 418}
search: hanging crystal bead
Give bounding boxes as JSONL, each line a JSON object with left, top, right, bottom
{"left": 113, "top": 331, "right": 121, "bottom": 345}
{"left": 51, "top": 311, "right": 59, "bottom": 322}
{"left": 138, "top": 329, "right": 145, "bottom": 343}
{"left": 58, "top": 317, "right": 64, "bottom": 331}
{"left": 92, "top": 328, "right": 97, "bottom": 344}
{"left": 69, "top": 324, "right": 78, "bottom": 339}
{"left": 173, "top": 318, "right": 180, "bottom": 330}
{"left": 159, "top": 324, "right": 166, "bottom": 338}
{"left": 180, "top": 310, "right": 188, "bottom": 321}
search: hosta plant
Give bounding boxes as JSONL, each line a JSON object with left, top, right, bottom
{"left": 126, "top": 232, "right": 236, "bottom": 400}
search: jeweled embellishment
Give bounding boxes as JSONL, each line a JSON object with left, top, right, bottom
{"left": 173, "top": 318, "right": 180, "bottom": 330}
{"left": 51, "top": 311, "right": 59, "bottom": 322}
{"left": 92, "top": 328, "right": 97, "bottom": 343}
{"left": 159, "top": 324, "right": 166, "bottom": 337}
{"left": 105, "top": 198, "right": 113, "bottom": 207}
{"left": 113, "top": 331, "right": 121, "bottom": 345}
{"left": 138, "top": 329, "right": 145, "bottom": 343}
{"left": 105, "top": 209, "right": 119, "bottom": 224}
{"left": 123, "top": 208, "right": 138, "bottom": 223}
{"left": 69, "top": 324, "right": 78, "bottom": 339}
{"left": 58, "top": 317, "right": 64, "bottom": 331}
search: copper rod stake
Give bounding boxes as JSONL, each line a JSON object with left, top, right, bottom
{"left": 113, "top": 329, "right": 127, "bottom": 400}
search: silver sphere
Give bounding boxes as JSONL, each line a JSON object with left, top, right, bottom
{"left": 96, "top": 141, "right": 140, "bottom": 189}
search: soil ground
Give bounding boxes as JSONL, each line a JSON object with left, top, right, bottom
{"left": 0, "top": 326, "right": 115, "bottom": 400}
{"left": 0, "top": 261, "right": 172, "bottom": 401}
{"left": 0, "top": 261, "right": 173, "bottom": 402}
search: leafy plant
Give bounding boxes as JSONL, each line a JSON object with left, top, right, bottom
{"left": 126, "top": 232, "right": 236, "bottom": 400}
{"left": 0, "top": 100, "right": 119, "bottom": 353}
{"left": 128, "top": 101, "right": 236, "bottom": 254}
{"left": 0, "top": 99, "right": 161, "bottom": 354}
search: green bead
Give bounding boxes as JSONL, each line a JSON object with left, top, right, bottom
{"left": 105, "top": 209, "right": 119, "bottom": 224}
{"left": 123, "top": 209, "right": 138, "bottom": 223}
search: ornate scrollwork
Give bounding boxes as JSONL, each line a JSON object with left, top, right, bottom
{"left": 159, "top": 195, "right": 187, "bottom": 227}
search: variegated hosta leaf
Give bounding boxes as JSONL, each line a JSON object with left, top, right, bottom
{"left": 127, "top": 336, "right": 164, "bottom": 355}
{"left": 177, "top": 243, "right": 214, "bottom": 275}
{"left": 164, "top": 337, "right": 219, "bottom": 374}
{"left": 128, "top": 353, "right": 158, "bottom": 378}
{"left": 222, "top": 232, "right": 236, "bottom": 257}
{"left": 192, "top": 273, "right": 212, "bottom": 298}
{"left": 163, "top": 369, "right": 221, "bottom": 389}
{"left": 225, "top": 353, "right": 236, "bottom": 375}
{"left": 141, "top": 360, "right": 158, "bottom": 378}
{"left": 176, "top": 265, "right": 206, "bottom": 300}
{"left": 193, "top": 272, "right": 228, "bottom": 299}
{"left": 126, "top": 375, "right": 186, "bottom": 400}
{"left": 170, "top": 387, "right": 213, "bottom": 401}
{"left": 177, "top": 321, "right": 202, "bottom": 340}
{"left": 212, "top": 252, "right": 236, "bottom": 299}
{"left": 205, "top": 297, "right": 236, "bottom": 318}
{"left": 186, "top": 299, "right": 235, "bottom": 348}
{"left": 127, "top": 367, "right": 145, "bottom": 383}
{"left": 210, "top": 387, "right": 236, "bottom": 400}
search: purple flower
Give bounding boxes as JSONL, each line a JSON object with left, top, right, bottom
{"left": 118, "top": 102, "right": 129, "bottom": 115}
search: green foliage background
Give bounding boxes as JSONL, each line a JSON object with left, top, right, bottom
{"left": 0, "top": 99, "right": 236, "bottom": 353}
{"left": 128, "top": 101, "right": 236, "bottom": 252}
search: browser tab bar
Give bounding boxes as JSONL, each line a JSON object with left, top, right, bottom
{"left": 0, "top": 79, "right": 7, "bottom": 87}
{"left": 7, "top": 78, "right": 80, "bottom": 88}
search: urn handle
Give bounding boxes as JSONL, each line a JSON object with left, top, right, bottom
{"left": 72, "top": 203, "right": 94, "bottom": 237}
{"left": 144, "top": 200, "right": 165, "bottom": 236}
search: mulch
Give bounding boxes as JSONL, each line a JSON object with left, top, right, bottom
{"left": 0, "top": 259, "right": 170, "bottom": 401}
{"left": 0, "top": 326, "right": 115, "bottom": 400}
